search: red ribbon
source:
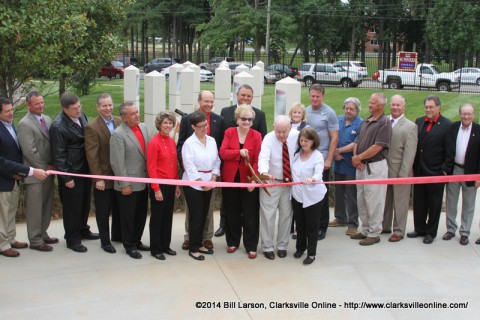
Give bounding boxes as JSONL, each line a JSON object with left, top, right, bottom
{"left": 47, "top": 170, "right": 480, "bottom": 188}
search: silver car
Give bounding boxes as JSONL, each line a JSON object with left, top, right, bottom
{"left": 296, "top": 63, "right": 363, "bottom": 87}
{"left": 228, "top": 62, "right": 282, "bottom": 84}
{"left": 453, "top": 68, "right": 480, "bottom": 85}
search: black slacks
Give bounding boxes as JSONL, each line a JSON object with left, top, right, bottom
{"left": 115, "top": 188, "right": 148, "bottom": 251}
{"left": 318, "top": 169, "right": 331, "bottom": 232}
{"left": 58, "top": 176, "right": 91, "bottom": 246}
{"left": 413, "top": 182, "right": 445, "bottom": 238}
{"left": 292, "top": 198, "right": 321, "bottom": 257}
{"left": 93, "top": 188, "right": 120, "bottom": 246}
{"left": 222, "top": 187, "right": 259, "bottom": 252}
{"left": 184, "top": 186, "right": 212, "bottom": 253}
{"left": 149, "top": 185, "right": 175, "bottom": 254}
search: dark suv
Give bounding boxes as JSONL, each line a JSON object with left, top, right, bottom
{"left": 144, "top": 57, "right": 181, "bottom": 73}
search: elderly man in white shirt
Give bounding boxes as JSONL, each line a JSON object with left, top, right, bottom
{"left": 258, "top": 115, "right": 299, "bottom": 260}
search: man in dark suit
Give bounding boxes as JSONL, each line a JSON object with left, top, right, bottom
{"left": 177, "top": 90, "right": 224, "bottom": 250}
{"left": 220, "top": 84, "right": 267, "bottom": 138}
{"left": 408, "top": 95, "right": 454, "bottom": 244}
{"left": 17, "top": 91, "right": 58, "bottom": 252}
{"left": 110, "top": 102, "right": 150, "bottom": 259}
{"left": 0, "top": 97, "right": 48, "bottom": 258}
{"left": 50, "top": 93, "right": 99, "bottom": 253}
{"left": 215, "top": 84, "right": 268, "bottom": 237}
{"left": 443, "top": 103, "right": 480, "bottom": 245}
{"left": 85, "top": 93, "right": 122, "bottom": 254}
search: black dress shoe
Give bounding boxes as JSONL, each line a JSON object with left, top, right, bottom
{"left": 293, "top": 251, "right": 304, "bottom": 259}
{"left": 423, "top": 234, "right": 434, "bottom": 244}
{"left": 152, "top": 253, "right": 166, "bottom": 260}
{"left": 44, "top": 237, "right": 59, "bottom": 244}
{"left": 102, "top": 244, "right": 116, "bottom": 254}
{"left": 82, "top": 232, "right": 100, "bottom": 240}
{"left": 442, "top": 232, "right": 455, "bottom": 241}
{"left": 189, "top": 252, "right": 205, "bottom": 261}
{"left": 137, "top": 243, "right": 150, "bottom": 251}
{"left": 277, "top": 250, "right": 287, "bottom": 258}
{"left": 163, "top": 248, "right": 177, "bottom": 256}
{"left": 317, "top": 230, "right": 326, "bottom": 241}
{"left": 198, "top": 248, "right": 214, "bottom": 254}
{"left": 264, "top": 251, "right": 275, "bottom": 260}
{"left": 460, "top": 236, "right": 469, "bottom": 246}
{"left": 303, "top": 256, "right": 315, "bottom": 265}
{"left": 127, "top": 249, "right": 142, "bottom": 259}
{"left": 407, "top": 231, "right": 422, "bottom": 238}
{"left": 214, "top": 227, "right": 225, "bottom": 237}
{"left": 67, "top": 244, "right": 88, "bottom": 253}
{"left": 476, "top": 237, "right": 480, "bottom": 245}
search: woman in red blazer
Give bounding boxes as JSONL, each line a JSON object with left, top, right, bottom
{"left": 220, "top": 104, "right": 262, "bottom": 259}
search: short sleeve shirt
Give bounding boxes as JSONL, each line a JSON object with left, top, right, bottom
{"left": 334, "top": 115, "right": 363, "bottom": 175}
{"left": 306, "top": 103, "right": 339, "bottom": 159}
{"left": 355, "top": 113, "right": 392, "bottom": 162}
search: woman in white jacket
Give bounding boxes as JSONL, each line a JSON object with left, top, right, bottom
{"left": 291, "top": 127, "right": 327, "bottom": 265}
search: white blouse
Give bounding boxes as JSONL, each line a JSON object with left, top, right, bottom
{"left": 181, "top": 133, "right": 221, "bottom": 191}
{"left": 291, "top": 150, "right": 327, "bottom": 208}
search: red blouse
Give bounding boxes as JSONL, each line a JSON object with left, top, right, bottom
{"left": 147, "top": 133, "right": 179, "bottom": 192}
{"left": 219, "top": 127, "right": 262, "bottom": 184}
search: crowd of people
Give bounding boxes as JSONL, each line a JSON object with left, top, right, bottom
{"left": 1, "top": 84, "right": 480, "bottom": 265}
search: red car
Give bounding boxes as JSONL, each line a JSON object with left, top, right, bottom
{"left": 99, "top": 61, "right": 125, "bottom": 79}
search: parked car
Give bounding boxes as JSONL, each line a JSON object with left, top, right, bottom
{"left": 98, "top": 61, "right": 125, "bottom": 79}
{"left": 161, "top": 67, "right": 214, "bottom": 82}
{"left": 144, "top": 57, "right": 181, "bottom": 73}
{"left": 296, "top": 63, "right": 363, "bottom": 87}
{"left": 333, "top": 60, "right": 368, "bottom": 78}
{"left": 228, "top": 62, "right": 282, "bottom": 84}
{"left": 199, "top": 57, "right": 234, "bottom": 73}
{"left": 453, "top": 68, "right": 480, "bottom": 85}
{"left": 116, "top": 56, "right": 139, "bottom": 68}
{"left": 267, "top": 64, "right": 298, "bottom": 78}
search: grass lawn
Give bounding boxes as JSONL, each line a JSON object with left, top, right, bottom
{"left": 14, "top": 78, "right": 480, "bottom": 131}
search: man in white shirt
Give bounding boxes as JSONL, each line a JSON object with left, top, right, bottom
{"left": 258, "top": 115, "right": 299, "bottom": 259}
{"left": 443, "top": 104, "right": 480, "bottom": 246}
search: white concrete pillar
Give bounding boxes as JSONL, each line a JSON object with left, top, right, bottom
{"left": 144, "top": 70, "right": 166, "bottom": 135}
{"left": 123, "top": 65, "right": 140, "bottom": 112}
{"left": 180, "top": 67, "right": 195, "bottom": 114}
{"left": 233, "top": 71, "right": 255, "bottom": 106}
{"left": 214, "top": 65, "right": 232, "bottom": 112}
{"left": 256, "top": 61, "right": 265, "bottom": 95}
{"left": 168, "top": 63, "right": 184, "bottom": 111}
{"left": 249, "top": 65, "right": 263, "bottom": 109}
{"left": 274, "top": 77, "right": 302, "bottom": 118}
{"left": 184, "top": 61, "right": 200, "bottom": 102}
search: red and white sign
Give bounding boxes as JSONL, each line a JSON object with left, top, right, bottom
{"left": 398, "top": 52, "right": 417, "bottom": 71}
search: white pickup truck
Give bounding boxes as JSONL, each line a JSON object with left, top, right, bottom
{"left": 375, "top": 64, "right": 460, "bottom": 91}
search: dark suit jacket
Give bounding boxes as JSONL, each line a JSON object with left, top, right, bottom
{"left": 50, "top": 111, "right": 89, "bottom": 184}
{"left": 177, "top": 111, "right": 224, "bottom": 165}
{"left": 85, "top": 115, "right": 122, "bottom": 189}
{"left": 219, "top": 127, "right": 262, "bottom": 183}
{"left": 414, "top": 114, "right": 454, "bottom": 177}
{"left": 0, "top": 123, "right": 28, "bottom": 192}
{"left": 446, "top": 121, "right": 480, "bottom": 186}
{"left": 221, "top": 104, "right": 267, "bottom": 139}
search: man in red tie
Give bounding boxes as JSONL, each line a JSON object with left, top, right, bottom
{"left": 258, "top": 115, "right": 299, "bottom": 260}
{"left": 110, "top": 102, "right": 150, "bottom": 259}
{"left": 408, "top": 95, "right": 453, "bottom": 244}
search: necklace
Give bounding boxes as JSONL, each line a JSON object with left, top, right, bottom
{"left": 160, "top": 134, "right": 175, "bottom": 168}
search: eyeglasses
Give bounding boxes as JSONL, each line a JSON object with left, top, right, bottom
{"left": 195, "top": 123, "right": 208, "bottom": 129}
{"left": 240, "top": 117, "right": 253, "bottom": 122}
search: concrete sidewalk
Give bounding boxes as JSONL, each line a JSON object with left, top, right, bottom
{"left": 2, "top": 209, "right": 480, "bottom": 320}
